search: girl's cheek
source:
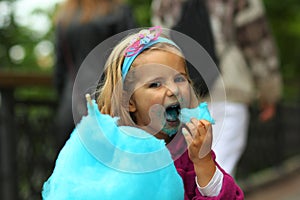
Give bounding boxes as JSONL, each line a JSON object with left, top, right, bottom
{"left": 147, "top": 104, "right": 166, "bottom": 132}
{"left": 179, "top": 87, "right": 192, "bottom": 107}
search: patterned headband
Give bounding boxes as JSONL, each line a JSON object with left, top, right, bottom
{"left": 121, "top": 26, "right": 179, "bottom": 81}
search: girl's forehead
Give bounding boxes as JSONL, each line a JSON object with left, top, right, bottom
{"left": 134, "top": 63, "right": 183, "bottom": 76}
{"left": 133, "top": 49, "right": 186, "bottom": 73}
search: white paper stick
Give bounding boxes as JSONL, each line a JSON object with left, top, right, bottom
{"left": 85, "top": 93, "right": 93, "bottom": 107}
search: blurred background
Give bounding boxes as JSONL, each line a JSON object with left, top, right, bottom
{"left": 0, "top": 0, "right": 299, "bottom": 199}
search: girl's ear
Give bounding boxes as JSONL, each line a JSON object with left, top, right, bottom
{"left": 128, "top": 98, "right": 137, "bottom": 112}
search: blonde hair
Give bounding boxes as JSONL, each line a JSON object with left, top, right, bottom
{"left": 96, "top": 33, "right": 198, "bottom": 126}
{"left": 55, "top": 0, "right": 122, "bottom": 26}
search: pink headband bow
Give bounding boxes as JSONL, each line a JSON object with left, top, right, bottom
{"left": 124, "top": 26, "right": 162, "bottom": 57}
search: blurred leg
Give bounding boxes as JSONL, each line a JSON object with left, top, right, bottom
{"left": 210, "top": 102, "right": 249, "bottom": 176}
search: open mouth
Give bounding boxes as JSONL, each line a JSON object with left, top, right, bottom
{"left": 165, "top": 103, "right": 181, "bottom": 122}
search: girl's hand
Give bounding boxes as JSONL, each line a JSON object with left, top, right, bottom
{"left": 182, "top": 118, "right": 213, "bottom": 164}
{"left": 182, "top": 118, "right": 216, "bottom": 187}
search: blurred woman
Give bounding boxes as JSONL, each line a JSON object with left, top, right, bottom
{"left": 53, "top": 0, "right": 136, "bottom": 151}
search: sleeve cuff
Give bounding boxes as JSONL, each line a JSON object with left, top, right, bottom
{"left": 195, "top": 167, "right": 224, "bottom": 197}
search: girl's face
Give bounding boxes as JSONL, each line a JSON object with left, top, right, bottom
{"left": 128, "top": 50, "right": 192, "bottom": 140}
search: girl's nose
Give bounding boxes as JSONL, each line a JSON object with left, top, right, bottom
{"left": 166, "top": 82, "right": 179, "bottom": 97}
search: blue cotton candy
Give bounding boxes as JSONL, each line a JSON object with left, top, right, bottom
{"left": 42, "top": 100, "right": 184, "bottom": 200}
{"left": 180, "top": 102, "right": 215, "bottom": 124}
{"left": 42, "top": 101, "right": 215, "bottom": 199}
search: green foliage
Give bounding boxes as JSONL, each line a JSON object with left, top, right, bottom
{"left": 127, "top": 0, "right": 152, "bottom": 27}
{"left": 263, "top": 0, "right": 300, "bottom": 102}
{"left": 0, "top": 0, "right": 57, "bottom": 72}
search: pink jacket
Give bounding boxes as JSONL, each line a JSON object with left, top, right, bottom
{"left": 174, "top": 151, "right": 244, "bottom": 200}
{"left": 167, "top": 133, "right": 244, "bottom": 200}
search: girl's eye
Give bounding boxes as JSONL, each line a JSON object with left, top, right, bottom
{"left": 149, "top": 82, "right": 161, "bottom": 88}
{"left": 174, "top": 75, "right": 187, "bottom": 83}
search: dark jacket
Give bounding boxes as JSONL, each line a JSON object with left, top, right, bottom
{"left": 54, "top": 5, "right": 136, "bottom": 94}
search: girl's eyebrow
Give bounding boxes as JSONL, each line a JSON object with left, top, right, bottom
{"left": 177, "top": 72, "right": 188, "bottom": 77}
{"left": 146, "top": 76, "right": 163, "bottom": 83}
{"left": 141, "top": 71, "right": 187, "bottom": 83}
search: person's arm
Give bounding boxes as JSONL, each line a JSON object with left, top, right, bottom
{"left": 195, "top": 162, "right": 223, "bottom": 196}
{"left": 193, "top": 152, "right": 216, "bottom": 188}
{"left": 235, "top": 0, "right": 282, "bottom": 121}
{"left": 175, "top": 150, "right": 244, "bottom": 199}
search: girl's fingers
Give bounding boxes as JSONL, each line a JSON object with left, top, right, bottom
{"left": 186, "top": 122, "right": 197, "bottom": 138}
{"left": 191, "top": 118, "right": 200, "bottom": 127}
{"left": 187, "top": 118, "right": 209, "bottom": 139}
{"left": 182, "top": 127, "right": 193, "bottom": 146}
{"left": 198, "top": 125, "right": 213, "bottom": 159}
{"left": 198, "top": 120, "right": 212, "bottom": 135}
{"left": 190, "top": 118, "right": 199, "bottom": 127}
{"left": 199, "top": 120, "right": 211, "bottom": 130}
{"left": 184, "top": 119, "right": 214, "bottom": 160}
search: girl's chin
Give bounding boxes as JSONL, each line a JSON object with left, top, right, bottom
{"left": 140, "top": 120, "right": 181, "bottom": 138}
{"left": 161, "top": 121, "right": 181, "bottom": 137}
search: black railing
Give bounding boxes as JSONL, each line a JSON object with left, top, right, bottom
{"left": 236, "top": 103, "right": 300, "bottom": 194}
{"left": 0, "top": 71, "right": 57, "bottom": 200}
{"left": 237, "top": 103, "right": 300, "bottom": 175}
